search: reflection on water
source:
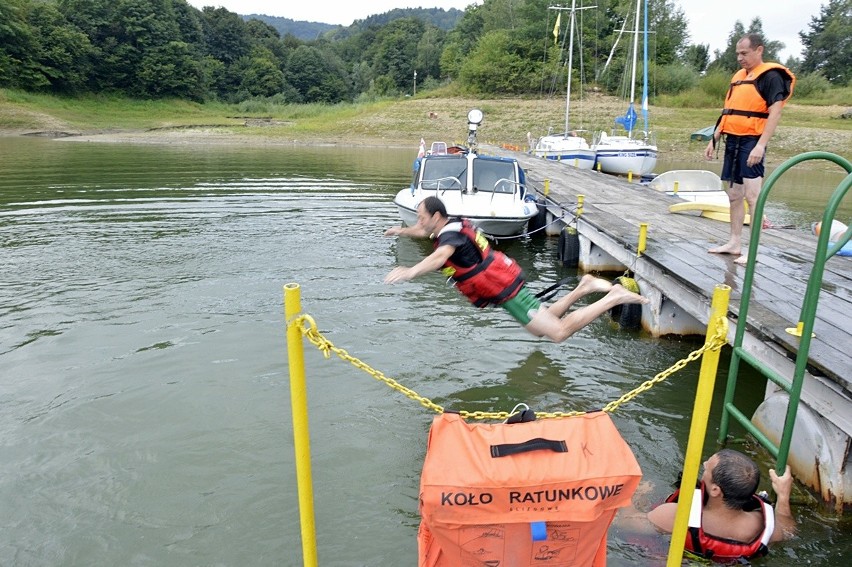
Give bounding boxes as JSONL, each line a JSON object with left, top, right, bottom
{"left": 0, "top": 137, "right": 848, "bottom": 565}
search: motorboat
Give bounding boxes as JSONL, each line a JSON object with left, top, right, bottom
{"left": 393, "top": 109, "right": 539, "bottom": 237}
{"left": 648, "top": 169, "right": 728, "bottom": 205}
{"left": 651, "top": 169, "right": 747, "bottom": 224}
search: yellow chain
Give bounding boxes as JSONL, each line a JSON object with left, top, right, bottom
{"left": 290, "top": 314, "right": 729, "bottom": 421}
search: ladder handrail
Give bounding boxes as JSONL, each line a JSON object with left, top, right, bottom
{"left": 719, "top": 151, "right": 852, "bottom": 476}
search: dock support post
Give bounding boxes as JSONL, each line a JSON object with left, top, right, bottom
{"left": 284, "top": 283, "right": 319, "bottom": 567}
{"left": 667, "top": 284, "right": 730, "bottom": 566}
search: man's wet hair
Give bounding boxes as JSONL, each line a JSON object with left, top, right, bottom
{"left": 421, "top": 196, "right": 448, "bottom": 218}
{"left": 713, "top": 449, "right": 761, "bottom": 510}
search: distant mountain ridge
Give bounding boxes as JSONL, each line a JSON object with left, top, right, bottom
{"left": 241, "top": 14, "right": 338, "bottom": 41}
{"left": 242, "top": 7, "right": 463, "bottom": 41}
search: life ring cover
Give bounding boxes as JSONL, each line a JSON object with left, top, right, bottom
{"left": 418, "top": 412, "right": 642, "bottom": 567}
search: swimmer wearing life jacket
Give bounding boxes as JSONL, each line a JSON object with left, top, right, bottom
{"left": 646, "top": 449, "right": 797, "bottom": 563}
{"left": 384, "top": 196, "right": 648, "bottom": 343}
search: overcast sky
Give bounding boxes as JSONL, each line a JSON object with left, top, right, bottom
{"left": 186, "top": 1, "right": 826, "bottom": 61}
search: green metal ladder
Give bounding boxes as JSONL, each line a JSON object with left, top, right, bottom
{"left": 718, "top": 151, "right": 852, "bottom": 475}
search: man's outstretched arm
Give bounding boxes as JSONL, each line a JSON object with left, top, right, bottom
{"left": 384, "top": 244, "right": 455, "bottom": 284}
{"left": 385, "top": 224, "right": 430, "bottom": 238}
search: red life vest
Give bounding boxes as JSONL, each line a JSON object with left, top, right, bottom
{"left": 436, "top": 219, "right": 525, "bottom": 307}
{"left": 718, "top": 63, "right": 795, "bottom": 137}
{"left": 664, "top": 484, "right": 775, "bottom": 562}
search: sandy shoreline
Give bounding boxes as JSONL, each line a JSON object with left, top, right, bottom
{"left": 3, "top": 120, "right": 850, "bottom": 168}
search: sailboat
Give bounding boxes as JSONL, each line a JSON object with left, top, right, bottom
{"left": 592, "top": 0, "right": 658, "bottom": 176}
{"left": 531, "top": 2, "right": 596, "bottom": 170}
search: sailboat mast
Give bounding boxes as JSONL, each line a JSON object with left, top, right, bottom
{"left": 629, "top": 0, "right": 640, "bottom": 108}
{"left": 642, "top": 0, "right": 649, "bottom": 133}
{"left": 564, "top": 0, "right": 577, "bottom": 134}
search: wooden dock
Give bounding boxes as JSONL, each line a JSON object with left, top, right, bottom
{"left": 484, "top": 144, "right": 852, "bottom": 506}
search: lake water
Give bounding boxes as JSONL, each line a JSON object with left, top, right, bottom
{"left": 1, "top": 137, "right": 849, "bottom": 566}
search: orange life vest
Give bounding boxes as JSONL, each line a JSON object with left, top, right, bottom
{"left": 664, "top": 484, "right": 775, "bottom": 562}
{"left": 718, "top": 63, "right": 795, "bottom": 137}
{"left": 437, "top": 219, "right": 525, "bottom": 307}
{"left": 418, "top": 412, "right": 642, "bottom": 567}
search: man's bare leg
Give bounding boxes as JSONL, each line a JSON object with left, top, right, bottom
{"left": 710, "top": 183, "right": 745, "bottom": 255}
{"left": 734, "top": 177, "right": 763, "bottom": 264}
{"left": 526, "top": 284, "right": 649, "bottom": 343}
{"left": 546, "top": 274, "right": 613, "bottom": 319}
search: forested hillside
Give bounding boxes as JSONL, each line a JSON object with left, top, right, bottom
{"left": 0, "top": 0, "right": 847, "bottom": 106}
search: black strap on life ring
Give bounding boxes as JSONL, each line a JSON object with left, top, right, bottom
{"left": 490, "top": 438, "right": 568, "bottom": 458}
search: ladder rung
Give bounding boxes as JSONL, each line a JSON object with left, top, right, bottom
{"left": 723, "top": 402, "right": 780, "bottom": 458}
{"left": 733, "top": 347, "right": 793, "bottom": 394}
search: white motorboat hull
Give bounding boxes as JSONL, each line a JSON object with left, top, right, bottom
{"left": 593, "top": 136, "right": 658, "bottom": 176}
{"left": 393, "top": 189, "right": 537, "bottom": 237}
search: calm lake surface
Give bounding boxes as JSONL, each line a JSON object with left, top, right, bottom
{"left": 1, "top": 136, "right": 849, "bottom": 566}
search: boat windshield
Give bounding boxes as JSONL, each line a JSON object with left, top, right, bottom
{"left": 420, "top": 157, "right": 466, "bottom": 190}
{"left": 473, "top": 159, "right": 517, "bottom": 194}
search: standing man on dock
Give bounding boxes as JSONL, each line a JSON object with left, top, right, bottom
{"left": 706, "top": 33, "right": 795, "bottom": 264}
{"left": 383, "top": 196, "right": 648, "bottom": 343}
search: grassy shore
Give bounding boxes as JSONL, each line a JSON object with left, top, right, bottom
{"left": 2, "top": 88, "right": 850, "bottom": 166}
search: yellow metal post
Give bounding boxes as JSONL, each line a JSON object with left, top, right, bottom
{"left": 284, "top": 283, "right": 318, "bottom": 567}
{"left": 666, "top": 284, "right": 730, "bottom": 567}
{"left": 628, "top": 170, "right": 633, "bottom": 183}
{"left": 637, "top": 223, "right": 648, "bottom": 257}
{"left": 544, "top": 178, "right": 551, "bottom": 197}
{"left": 577, "top": 194, "right": 585, "bottom": 216}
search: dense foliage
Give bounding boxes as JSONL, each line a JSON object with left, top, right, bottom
{"left": 799, "top": 0, "right": 851, "bottom": 85}
{"left": 0, "top": 0, "right": 847, "bottom": 103}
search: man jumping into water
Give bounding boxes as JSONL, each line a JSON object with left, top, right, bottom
{"left": 384, "top": 196, "right": 649, "bottom": 343}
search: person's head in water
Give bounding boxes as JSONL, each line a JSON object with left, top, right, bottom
{"left": 702, "top": 449, "right": 760, "bottom": 510}
{"left": 416, "top": 196, "right": 449, "bottom": 235}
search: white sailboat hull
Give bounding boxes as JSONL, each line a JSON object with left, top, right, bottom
{"left": 532, "top": 134, "right": 596, "bottom": 170}
{"left": 593, "top": 136, "right": 657, "bottom": 175}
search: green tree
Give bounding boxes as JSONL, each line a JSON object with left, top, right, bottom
{"left": 459, "top": 29, "right": 534, "bottom": 94}
{"left": 683, "top": 44, "right": 709, "bottom": 73}
{"left": 440, "top": 4, "right": 485, "bottom": 79}
{"left": 138, "top": 40, "right": 204, "bottom": 99}
{"left": 200, "top": 6, "right": 251, "bottom": 64}
{"left": 708, "top": 18, "right": 785, "bottom": 74}
{"left": 286, "top": 45, "right": 350, "bottom": 103}
{"left": 0, "top": 0, "right": 38, "bottom": 88}
{"left": 800, "top": 0, "right": 851, "bottom": 85}
{"left": 25, "top": 1, "right": 95, "bottom": 93}
{"left": 415, "top": 26, "right": 445, "bottom": 83}
{"left": 372, "top": 18, "right": 424, "bottom": 92}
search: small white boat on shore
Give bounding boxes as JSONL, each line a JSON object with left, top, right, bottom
{"left": 393, "top": 110, "right": 539, "bottom": 237}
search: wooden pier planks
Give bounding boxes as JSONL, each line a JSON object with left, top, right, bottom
{"left": 486, "top": 145, "right": 852, "bottom": 392}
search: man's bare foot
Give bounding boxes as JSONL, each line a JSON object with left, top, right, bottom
{"left": 734, "top": 255, "right": 748, "bottom": 265}
{"left": 709, "top": 243, "right": 741, "bottom": 255}
{"left": 576, "top": 274, "right": 613, "bottom": 294}
{"left": 608, "top": 284, "right": 650, "bottom": 305}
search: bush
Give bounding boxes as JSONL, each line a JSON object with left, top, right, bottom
{"left": 699, "top": 71, "right": 730, "bottom": 99}
{"left": 793, "top": 72, "right": 830, "bottom": 99}
{"left": 654, "top": 63, "right": 699, "bottom": 95}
